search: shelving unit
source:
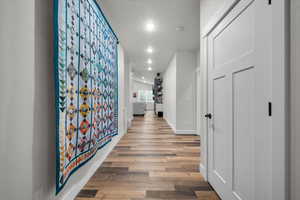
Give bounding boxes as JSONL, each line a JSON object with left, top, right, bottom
{"left": 153, "top": 73, "right": 163, "bottom": 117}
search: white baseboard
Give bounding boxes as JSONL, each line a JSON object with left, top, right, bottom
{"left": 59, "top": 133, "right": 124, "bottom": 200}
{"left": 164, "top": 117, "right": 176, "bottom": 133}
{"left": 127, "top": 117, "right": 133, "bottom": 128}
{"left": 200, "top": 163, "right": 207, "bottom": 181}
{"left": 175, "top": 129, "right": 196, "bottom": 135}
{"left": 164, "top": 118, "right": 196, "bottom": 135}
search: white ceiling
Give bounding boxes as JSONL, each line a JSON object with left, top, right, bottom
{"left": 98, "top": 0, "right": 200, "bottom": 81}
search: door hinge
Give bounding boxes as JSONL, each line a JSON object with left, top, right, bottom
{"left": 268, "top": 102, "right": 272, "bottom": 117}
{"left": 205, "top": 113, "right": 212, "bottom": 119}
{"left": 268, "top": 0, "right": 272, "bottom": 5}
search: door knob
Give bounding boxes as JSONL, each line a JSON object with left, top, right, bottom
{"left": 205, "top": 113, "right": 212, "bottom": 119}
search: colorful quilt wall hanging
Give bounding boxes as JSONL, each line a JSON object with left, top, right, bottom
{"left": 54, "top": 0, "right": 118, "bottom": 193}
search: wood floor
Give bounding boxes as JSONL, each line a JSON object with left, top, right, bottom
{"left": 76, "top": 112, "right": 220, "bottom": 200}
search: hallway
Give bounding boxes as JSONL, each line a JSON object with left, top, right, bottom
{"left": 75, "top": 112, "right": 219, "bottom": 200}
{"left": 0, "top": 0, "right": 292, "bottom": 199}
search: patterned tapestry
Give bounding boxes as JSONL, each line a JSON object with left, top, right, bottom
{"left": 54, "top": 0, "right": 118, "bottom": 193}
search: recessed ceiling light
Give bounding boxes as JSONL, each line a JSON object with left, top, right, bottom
{"left": 145, "top": 21, "right": 155, "bottom": 32}
{"left": 142, "top": 76, "right": 145, "bottom": 79}
{"left": 148, "top": 66, "right": 152, "bottom": 71}
{"left": 147, "top": 59, "right": 153, "bottom": 64}
{"left": 147, "top": 46, "right": 153, "bottom": 54}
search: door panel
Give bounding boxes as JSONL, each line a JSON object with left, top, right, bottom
{"left": 207, "top": 0, "right": 272, "bottom": 199}
{"left": 212, "top": 76, "right": 231, "bottom": 185}
{"left": 232, "top": 67, "right": 255, "bottom": 200}
{"left": 213, "top": 3, "right": 254, "bottom": 69}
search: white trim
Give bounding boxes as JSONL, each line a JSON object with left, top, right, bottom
{"left": 195, "top": 69, "right": 201, "bottom": 137}
{"left": 164, "top": 117, "right": 196, "bottom": 135}
{"left": 271, "top": 0, "right": 288, "bottom": 199}
{"left": 200, "top": 37, "right": 209, "bottom": 182}
{"left": 201, "top": 0, "right": 240, "bottom": 38}
{"left": 200, "top": 163, "right": 208, "bottom": 181}
{"left": 127, "top": 117, "right": 133, "bottom": 129}
{"left": 60, "top": 134, "right": 124, "bottom": 200}
{"left": 164, "top": 117, "right": 176, "bottom": 133}
{"left": 175, "top": 129, "right": 196, "bottom": 135}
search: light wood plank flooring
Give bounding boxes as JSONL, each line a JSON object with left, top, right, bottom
{"left": 76, "top": 112, "right": 220, "bottom": 200}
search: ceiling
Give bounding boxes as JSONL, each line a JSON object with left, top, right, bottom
{"left": 97, "top": 0, "right": 200, "bottom": 82}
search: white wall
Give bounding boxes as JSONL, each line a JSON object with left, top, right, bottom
{"left": 176, "top": 51, "right": 197, "bottom": 132}
{"left": 118, "top": 45, "right": 126, "bottom": 135}
{"left": 196, "top": 50, "right": 200, "bottom": 69}
{"left": 163, "top": 55, "right": 177, "bottom": 131}
{"left": 0, "top": 1, "right": 35, "bottom": 199}
{"left": 163, "top": 52, "right": 197, "bottom": 134}
{"left": 33, "top": 0, "right": 56, "bottom": 199}
{"left": 128, "top": 71, "right": 134, "bottom": 123}
{"left": 124, "top": 58, "right": 131, "bottom": 129}
{"left": 290, "top": 0, "right": 300, "bottom": 199}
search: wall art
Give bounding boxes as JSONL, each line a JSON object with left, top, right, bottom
{"left": 54, "top": 0, "right": 118, "bottom": 193}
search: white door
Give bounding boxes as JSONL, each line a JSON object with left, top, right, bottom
{"left": 207, "top": 0, "right": 272, "bottom": 199}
